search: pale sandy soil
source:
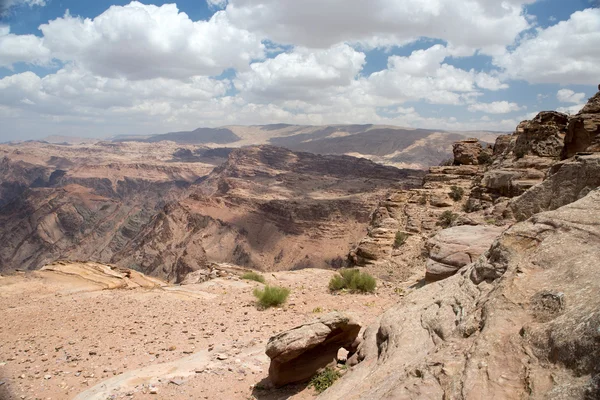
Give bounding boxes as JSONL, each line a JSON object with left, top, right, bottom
{"left": 0, "top": 267, "right": 405, "bottom": 400}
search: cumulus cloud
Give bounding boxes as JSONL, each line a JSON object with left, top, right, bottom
{"left": 0, "top": 27, "right": 51, "bottom": 67}
{"left": 206, "top": 0, "right": 227, "bottom": 9}
{"left": 223, "top": 0, "right": 535, "bottom": 51}
{"left": 557, "top": 89, "right": 586, "bottom": 104}
{"left": 367, "top": 45, "right": 507, "bottom": 105}
{"left": 468, "top": 101, "right": 524, "bottom": 114}
{"left": 1, "top": 0, "right": 45, "bottom": 16}
{"left": 495, "top": 8, "right": 600, "bottom": 84}
{"left": 235, "top": 44, "right": 366, "bottom": 102}
{"left": 3, "top": 2, "right": 265, "bottom": 79}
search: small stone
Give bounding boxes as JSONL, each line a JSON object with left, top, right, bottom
{"left": 149, "top": 385, "right": 158, "bottom": 394}
{"left": 44, "top": 375, "right": 52, "bottom": 380}
{"left": 217, "top": 354, "right": 228, "bottom": 360}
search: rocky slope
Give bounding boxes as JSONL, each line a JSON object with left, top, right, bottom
{"left": 113, "top": 146, "right": 422, "bottom": 282}
{"left": 312, "top": 90, "right": 600, "bottom": 399}
{"left": 0, "top": 142, "right": 422, "bottom": 283}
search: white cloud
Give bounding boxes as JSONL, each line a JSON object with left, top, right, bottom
{"left": 557, "top": 89, "right": 586, "bottom": 104}
{"left": 468, "top": 101, "right": 524, "bottom": 114}
{"left": 367, "top": 45, "right": 507, "bottom": 106}
{"left": 235, "top": 44, "right": 366, "bottom": 102}
{"left": 206, "top": 0, "right": 228, "bottom": 9}
{"left": 556, "top": 104, "right": 585, "bottom": 115}
{"left": 224, "top": 0, "right": 535, "bottom": 51}
{"left": 3, "top": 2, "right": 265, "bottom": 80}
{"left": 1, "top": 0, "right": 46, "bottom": 15}
{"left": 0, "top": 28, "right": 51, "bottom": 67}
{"left": 495, "top": 8, "right": 600, "bottom": 84}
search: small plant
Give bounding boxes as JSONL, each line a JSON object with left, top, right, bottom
{"left": 515, "top": 148, "right": 526, "bottom": 159}
{"left": 418, "top": 195, "right": 427, "bottom": 205}
{"left": 253, "top": 285, "right": 290, "bottom": 308}
{"left": 437, "top": 211, "right": 458, "bottom": 228}
{"left": 329, "top": 269, "right": 376, "bottom": 293}
{"left": 477, "top": 152, "right": 493, "bottom": 165}
{"left": 448, "top": 186, "right": 464, "bottom": 201}
{"left": 394, "top": 231, "right": 409, "bottom": 248}
{"left": 312, "top": 306, "right": 323, "bottom": 313}
{"left": 309, "top": 367, "right": 341, "bottom": 394}
{"left": 241, "top": 271, "right": 266, "bottom": 283}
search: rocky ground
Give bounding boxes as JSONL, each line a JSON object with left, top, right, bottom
{"left": 0, "top": 262, "right": 407, "bottom": 400}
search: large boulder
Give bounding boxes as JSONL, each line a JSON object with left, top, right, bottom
{"left": 266, "top": 312, "right": 361, "bottom": 386}
{"left": 562, "top": 91, "right": 600, "bottom": 158}
{"left": 425, "top": 225, "right": 506, "bottom": 281}
{"left": 509, "top": 153, "right": 600, "bottom": 221}
{"left": 453, "top": 138, "right": 482, "bottom": 165}
{"left": 514, "top": 111, "right": 568, "bottom": 158}
{"left": 319, "top": 189, "right": 600, "bottom": 400}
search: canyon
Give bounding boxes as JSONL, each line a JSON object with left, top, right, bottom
{"left": 0, "top": 91, "right": 599, "bottom": 400}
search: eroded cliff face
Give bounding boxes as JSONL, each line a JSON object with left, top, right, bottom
{"left": 317, "top": 91, "right": 600, "bottom": 400}
{"left": 0, "top": 142, "right": 422, "bottom": 282}
{"left": 111, "top": 146, "right": 423, "bottom": 281}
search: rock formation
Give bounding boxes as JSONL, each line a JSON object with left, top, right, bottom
{"left": 452, "top": 138, "right": 483, "bottom": 165}
{"left": 266, "top": 312, "right": 361, "bottom": 386}
{"left": 425, "top": 224, "right": 506, "bottom": 281}
{"left": 319, "top": 189, "right": 600, "bottom": 400}
{"left": 562, "top": 91, "right": 600, "bottom": 158}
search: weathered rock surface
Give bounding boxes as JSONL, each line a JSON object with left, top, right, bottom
{"left": 562, "top": 91, "right": 600, "bottom": 158}
{"left": 266, "top": 312, "right": 361, "bottom": 386}
{"left": 425, "top": 224, "right": 506, "bottom": 281}
{"left": 452, "top": 138, "right": 482, "bottom": 165}
{"left": 319, "top": 189, "right": 600, "bottom": 400}
{"left": 510, "top": 153, "right": 600, "bottom": 221}
{"left": 514, "top": 111, "right": 568, "bottom": 158}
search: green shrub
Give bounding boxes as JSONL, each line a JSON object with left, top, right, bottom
{"left": 394, "top": 231, "right": 409, "bottom": 248}
{"left": 241, "top": 271, "right": 266, "bottom": 283}
{"left": 329, "top": 269, "right": 376, "bottom": 293}
{"left": 515, "top": 148, "right": 526, "bottom": 159}
{"left": 418, "top": 195, "right": 427, "bottom": 205}
{"left": 437, "top": 211, "right": 458, "bottom": 228}
{"left": 309, "top": 367, "right": 341, "bottom": 394}
{"left": 448, "top": 186, "right": 464, "bottom": 201}
{"left": 253, "top": 285, "right": 290, "bottom": 308}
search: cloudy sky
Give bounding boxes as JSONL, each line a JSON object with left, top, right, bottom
{"left": 0, "top": 0, "right": 598, "bottom": 141}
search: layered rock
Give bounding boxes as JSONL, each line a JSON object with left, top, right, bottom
{"left": 562, "top": 91, "right": 600, "bottom": 158}
{"left": 319, "top": 189, "right": 600, "bottom": 400}
{"left": 266, "top": 312, "right": 361, "bottom": 386}
{"left": 509, "top": 153, "right": 600, "bottom": 220}
{"left": 425, "top": 225, "right": 506, "bottom": 281}
{"left": 452, "top": 138, "right": 483, "bottom": 165}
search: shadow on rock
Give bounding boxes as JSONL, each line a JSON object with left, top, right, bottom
{"left": 251, "top": 378, "right": 310, "bottom": 400}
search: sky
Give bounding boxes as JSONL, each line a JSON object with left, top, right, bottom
{"left": 0, "top": 0, "right": 598, "bottom": 141}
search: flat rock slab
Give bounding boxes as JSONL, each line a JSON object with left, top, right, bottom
{"left": 426, "top": 225, "right": 506, "bottom": 281}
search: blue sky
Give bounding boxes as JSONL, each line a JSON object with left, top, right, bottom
{"left": 0, "top": 0, "right": 598, "bottom": 140}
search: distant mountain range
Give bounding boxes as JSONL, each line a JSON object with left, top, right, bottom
{"left": 42, "top": 124, "right": 503, "bottom": 169}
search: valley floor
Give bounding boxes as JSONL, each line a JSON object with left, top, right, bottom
{"left": 0, "top": 266, "right": 403, "bottom": 400}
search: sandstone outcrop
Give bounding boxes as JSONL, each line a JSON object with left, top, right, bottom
{"left": 452, "top": 138, "right": 482, "bottom": 165}
{"left": 509, "top": 153, "right": 600, "bottom": 220}
{"left": 266, "top": 312, "right": 361, "bottom": 386}
{"left": 319, "top": 189, "right": 600, "bottom": 399}
{"left": 562, "top": 91, "right": 600, "bottom": 158}
{"left": 425, "top": 224, "right": 506, "bottom": 281}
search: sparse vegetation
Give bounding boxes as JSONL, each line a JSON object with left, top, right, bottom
{"left": 477, "top": 151, "right": 493, "bottom": 165}
{"left": 449, "top": 185, "right": 464, "bottom": 201}
{"left": 418, "top": 195, "right": 427, "bottom": 205}
{"left": 309, "top": 367, "right": 341, "bottom": 393}
{"left": 437, "top": 211, "right": 458, "bottom": 228}
{"left": 515, "top": 148, "right": 527, "bottom": 159}
{"left": 394, "top": 231, "right": 409, "bottom": 248}
{"left": 312, "top": 306, "right": 323, "bottom": 313}
{"left": 253, "top": 285, "right": 290, "bottom": 308}
{"left": 329, "top": 269, "right": 376, "bottom": 293}
{"left": 241, "top": 271, "right": 266, "bottom": 283}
